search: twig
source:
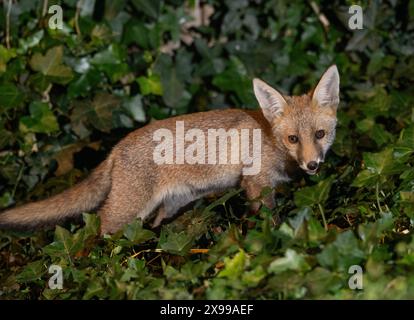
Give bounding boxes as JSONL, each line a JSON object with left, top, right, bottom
{"left": 129, "top": 248, "right": 164, "bottom": 259}
{"left": 74, "top": 0, "right": 83, "bottom": 36}
{"left": 318, "top": 203, "right": 328, "bottom": 231}
{"left": 42, "top": 0, "right": 48, "bottom": 17}
{"left": 11, "top": 164, "right": 24, "bottom": 198}
{"left": 345, "top": 214, "right": 353, "bottom": 227}
{"left": 147, "top": 254, "right": 161, "bottom": 265}
{"left": 190, "top": 249, "right": 209, "bottom": 254}
{"left": 5, "top": 0, "right": 12, "bottom": 49}
{"left": 122, "top": 247, "right": 210, "bottom": 265}
{"left": 376, "top": 182, "right": 383, "bottom": 213}
{"left": 309, "top": 1, "right": 330, "bottom": 32}
{"left": 42, "top": 83, "right": 53, "bottom": 103}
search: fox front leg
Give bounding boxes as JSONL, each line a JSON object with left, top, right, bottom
{"left": 151, "top": 196, "right": 190, "bottom": 228}
{"left": 241, "top": 177, "right": 275, "bottom": 210}
{"left": 152, "top": 206, "right": 167, "bottom": 229}
{"left": 241, "top": 177, "right": 281, "bottom": 226}
{"left": 151, "top": 190, "right": 205, "bottom": 228}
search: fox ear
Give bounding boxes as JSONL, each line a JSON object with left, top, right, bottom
{"left": 253, "top": 78, "right": 287, "bottom": 123}
{"left": 312, "top": 65, "right": 340, "bottom": 108}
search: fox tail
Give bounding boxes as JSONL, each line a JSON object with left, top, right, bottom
{"left": 0, "top": 157, "right": 113, "bottom": 230}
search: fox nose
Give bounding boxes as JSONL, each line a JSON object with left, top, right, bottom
{"left": 307, "top": 161, "right": 318, "bottom": 171}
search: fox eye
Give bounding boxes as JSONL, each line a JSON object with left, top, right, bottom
{"left": 288, "top": 135, "right": 299, "bottom": 144}
{"left": 315, "top": 130, "right": 325, "bottom": 139}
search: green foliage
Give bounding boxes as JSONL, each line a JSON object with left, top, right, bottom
{"left": 20, "top": 101, "right": 59, "bottom": 133}
{"left": 29, "top": 46, "right": 74, "bottom": 84}
{"left": 0, "top": 0, "right": 414, "bottom": 299}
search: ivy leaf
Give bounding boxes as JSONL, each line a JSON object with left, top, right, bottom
{"left": 154, "top": 54, "right": 189, "bottom": 108}
{"left": 43, "top": 225, "right": 83, "bottom": 260}
{"left": 90, "top": 44, "right": 128, "bottom": 82}
{"left": 0, "top": 45, "right": 17, "bottom": 74}
{"left": 268, "top": 249, "right": 310, "bottom": 274}
{"left": 131, "top": 0, "right": 161, "bottom": 19}
{"left": 79, "top": 213, "right": 101, "bottom": 240}
{"left": 0, "top": 191, "right": 14, "bottom": 208}
{"left": 316, "top": 231, "right": 365, "bottom": 271}
{"left": 395, "top": 125, "right": 414, "bottom": 159}
{"left": 358, "top": 212, "right": 394, "bottom": 244}
{"left": 71, "top": 93, "right": 121, "bottom": 134}
{"left": 19, "top": 101, "right": 59, "bottom": 133}
{"left": 160, "top": 67, "right": 185, "bottom": 108}
{"left": 83, "top": 280, "right": 105, "bottom": 299}
{"left": 137, "top": 74, "right": 163, "bottom": 96}
{"left": 294, "top": 176, "right": 334, "bottom": 207}
{"left": 218, "top": 249, "right": 249, "bottom": 279}
{"left": 159, "top": 227, "right": 194, "bottom": 256}
{"left": 212, "top": 56, "right": 255, "bottom": 106}
{"left": 90, "top": 93, "right": 121, "bottom": 132}
{"left": 55, "top": 226, "right": 78, "bottom": 256}
{"left": 123, "top": 219, "right": 156, "bottom": 245}
{"left": 67, "top": 68, "right": 102, "bottom": 99}
{"left": 0, "top": 84, "right": 25, "bottom": 111}
{"left": 70, "top": 100, "right": 92, "bottom": 138}
{"left": 17, "top": 30, "right": 44, "bottom": 54}
{"left": 351, "top": 170, "right": 378, "bottom": 188}
{"left": 241, "top": 265, "right": 266, "bottom": 286}
{"left": 29, "top": 46, "right": 73, "bottom": 84}
{"left": 122, "top": 95, "right": 146, "bottom": 122}
{"left": 16, "top": 260, "right": 46, "bottom": 283}
{"left": 361, "top": 87, "right": 391, "bottom": 118}
{"left": 305, "top": 267, "right": 342, "bottom": 296}
{"left": 352, "top": 148, "right": 405, "bottom": 187}
{"left": 364, "top": 148, "right": 402, "bottom": 175}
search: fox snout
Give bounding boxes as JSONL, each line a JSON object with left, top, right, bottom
{"left": 299, "top": 159, "right": 323, "bottom": 175}
{"left": 307, "top": 161, "right": 318, "bottom": 171}
{"left": 296, "top": 140, "right": 325, "bottom": 175}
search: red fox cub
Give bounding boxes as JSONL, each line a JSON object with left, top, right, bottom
{"left": 0, "top": 66, "right": 340, "bottom": 235}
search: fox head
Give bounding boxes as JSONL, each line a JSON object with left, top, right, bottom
{"left": 253, "top": 65, "right": 340, "bottom": 175}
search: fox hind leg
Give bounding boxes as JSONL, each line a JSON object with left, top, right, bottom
{"left": 98, "top": 180, "right": 159, "bottom": 235}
